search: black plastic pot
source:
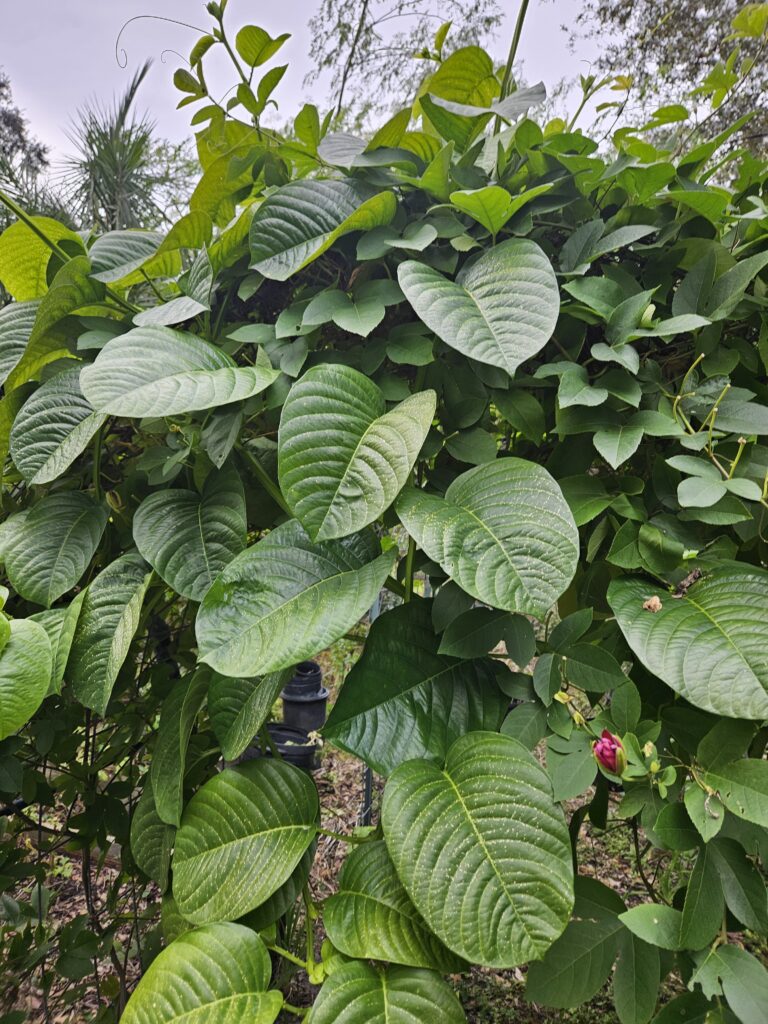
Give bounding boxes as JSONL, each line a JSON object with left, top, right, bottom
{"left": 281, "top": 660, "right": 329, "bottom": 734}
{"left": 238, "top": 723, "right": 319, "bottom": 772}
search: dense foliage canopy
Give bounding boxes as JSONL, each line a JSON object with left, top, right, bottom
{"left": 0, "top": 2, "right": 767, "bottom": 1022}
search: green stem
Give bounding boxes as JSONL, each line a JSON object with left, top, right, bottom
{"left": 384, "top": 575, "right": 406, "bottom": 599}
{"left": 316, "top": 826, "right": 370, "bottom": 845}
{"left": 259, "top": 724, "right": 281, "bottom": 760}
{"left": 282, "top": 1003, "right": 308, "bottom": 1018}
{"left": 242, "top": 449, "right": 290, "bottom": 513}
{"left": 404, "top": 536, "right": 416, "bottom": 602}
{"left": 494, "top": 0, "right": 530, "bottom": 132}
{"left": 92, "top": 426, "right": 104, "bottom": 502}
{"left": 267, "top": 944, "right": 306, "bottom": 969}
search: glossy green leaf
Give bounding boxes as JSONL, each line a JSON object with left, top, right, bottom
{"left": 29, "top": 590, "right": 86, "bottom": 695}
{"left": 80, "top": 326, "right": 279, "bottom": 417}
{"left": 1, "top": 493, "right": 107, "bottom": 607}
{"left": 208, "top": 669, "right": 291, "bottom": 762}
{"left": 324, "top": 841, "right": 465, "bottom": 970}
{"left": 278, "top": 364, "right": 435, "bottom": 541}
{"left": 525, "top": 918, "right": 622, "bottom": 1008}
{"left": 239, "top": 841, "right": 315, "bottom": 932}
{"left": 702, "top": 758, "right": 768, "bottom": 827}
{"left": 619, "top": 905, "right": 683, "bottom": 950}
{"left": 89, "top": 230, "right": 163, "bottom": 282}
{"left": 130, "top": 778, "right": 175, "bottom": 892}
{"left": 309, "top": 961, "right": 466, "bottom": 1024}
{"left": 398, "top": 239, "right": 558, "bottom": 375}
{"left": 0, "top": 300, "right": 37, "bottom": 386}
{"left": 608, "top": 565, "right": 768, "bottom": 719}
{"left": 10, "top": 368, "right": 106, "bottom": 484}
{"left": 69, "top": 553, "right": 152, "bottom": 715}
{"left": 0, "top": 619, "right": 52, "bottom": 741}
{"left": 396, "top": 459, "right": 579, "bottom": 617}
{"left": 122, "top": 923, "right": 282, "bottom": 1024}
{"left": 196, "top": 519, "right": 394, "bottom": 677}
{"left": 324, "top": 601, "right": 506, "bottom": 775}
{"left": 172, "top": 758, "right": 318, "bottom": 923}
{"left": 133, "top": 467, "right": 246, "bottom": 602}
{"left": 382, "top": 731, "right": 573, "bottom": 967}
{"left": 249, "top": 180, "right": 396, "bottom": 280}
{"left": 151, "top": 670, "right": 209, "bottom": 826}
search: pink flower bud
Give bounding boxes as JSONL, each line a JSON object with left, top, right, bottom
{"left": 593, "top": 729, "right": 625, "bottom": 775}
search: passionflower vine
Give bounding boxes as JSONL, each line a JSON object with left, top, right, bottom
{"left": 593, "top": 730, "right": 626, "bottom": 775}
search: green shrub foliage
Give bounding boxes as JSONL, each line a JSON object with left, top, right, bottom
{"left": 0, "top": 5, "right": 767, "bottom": 1022}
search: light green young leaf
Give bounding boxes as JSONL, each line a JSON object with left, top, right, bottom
{"left": 0, "top": 619, "right": 52, "bottom": 741}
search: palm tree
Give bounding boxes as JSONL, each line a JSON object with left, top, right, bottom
{"left": 62, "top": 60, "right": 165, "bottom": 231}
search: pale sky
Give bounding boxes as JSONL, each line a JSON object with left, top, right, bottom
{"left": 2, "top": 0, "right": 601, "bottom": 160}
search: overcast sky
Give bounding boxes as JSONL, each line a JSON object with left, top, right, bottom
{"left": 3, "top": 0, "right": 600, "bottom": 160}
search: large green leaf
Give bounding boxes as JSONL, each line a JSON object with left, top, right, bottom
{"left": 9, "top": 368, "right": 106, "bottom": 484}
{"left": 130, "top": 778, "right": 175, "bottom": 892}
{"left": 133, "top": 467, "right": 246, "bottom": 602}
{"left": 249, "top": 179, "right": 396, "bottom": 280}
{"left": 309, "top": 962, "right": 466, "bottom": 1024}
{"left": 0, "top": 300, "right": 37, "bottom": 386}
{"left": 30, "top": 590, "right": 86, "bottom": 695}
{"left": 608, "top": 565, "right": 768, "bottom": 719}
{"left": 0, "top": 216, "right": 84, "bottom": 301}
{"left": 397, "top": 239, "right": 558, "bottom": 375}
{"left": 1, "top": 493, "right": 107, "bottom": 607}
{"left": 196, "top": 519, "right": 394, "bottom": 677}
{"left": 69, "top": 553, "right": 152, "bottom": 714}
{"left": 208, "top": 669, "right": 291, "bottom": 762}
{"left": 172, "top": 758, "right": 318, "bottom": 923}
{"left": 278, "top": 364, "right": 435, "bottom": 541}
{"left": 396, "top": 459, "right": 579, "bottom": 617}
{"left": 89, "top": 230, "right": 163, "bottom": 283}
{"left": 325, "top": 601, "right": 507, "bottom": 775}
{"left": 239, "top": 841, "right": 315, "bottom": 932}
{"left": 324, "top": 841, "right": 465, "bottom": 971}
{"left": 689, "top": 944, "right": 768, "bottom": 1024}
{"left": 525, "top": 919, "right": 622, "bottom": 1007}
{"left": 0, "top": 619, "right": 52, "bottom": 741}
{"left": 80, "top": 326, "right": 279, "bottom": 417}
{"left": 382, "top": 731, "right": 573, "bottom": 967}
{"left": 703, "top": 759, "right": 768, "bottom": 827}
{"left": 121, "top": 923, "right": 282, "bottom": 1024}
{"left": 151, "top": 670, "right": 209, "bottom": 826}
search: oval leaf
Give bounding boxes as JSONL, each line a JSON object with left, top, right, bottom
{"left": 172, "top": 758, "right": 318, "bottom": 924}
{"left": 134, "top": 467, "right": 246, "bottom": 601}
{"left": 69, "top": 553, "right": 152, "bottom": 714}
{"left": 10, "top": 368, "right": 106, "bottom": 484}
{"left": 196, "top": 519, "right": 394, "bottom": 677}
{"left": 249, "top": 179, "right": 396, "bottom": 281}
{"left": 278, "top": 364, "right": 436, "bottom": 540}
{"left": 309, "top": 961, "right": 466, "bottom": 1024}
{"left": 122, "top": 923, "right": 282, "bottom": 1024}
{"left": 324, "top": 600, "right": 507, "bottom": 775}
{"left": 382, "top": 731, "right": 573, "bottom": 967}
{"left": 398, "top": 238, "right": 558, "bottom": 375}
{"left": 0, "top": 619, "right": 52, "bottom": 741}
{"left": 80, "top": 326, "right": 279, "bottom": 417}
{"left": 151, "top": 669, "right": 209, "bottom": 826}
{"left": 1, "top": 493, "right": 108, "bottom": 607}
{"left": 607, "top": 565, "right": 768, "bottom": 719}
{"left": 130, "top": 778, "right": 175, "bottom": 892}
{"left": 324, "top": 840, "right": 465, "bottom": 971}
{"left": 209, "top": 669, "right": 291, "bottom": 762}
{"left": 396, "top": 458, "right": 579, "bottom": 617}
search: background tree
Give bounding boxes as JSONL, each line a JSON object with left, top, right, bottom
{"left": 305, "top": 0, "right": 503, "bottom": 128}
{"left": 565, "top": 0, "right": 767, "bottom": 151}
{"left": 61, "top": 60, "right": 196, "bottom": 231}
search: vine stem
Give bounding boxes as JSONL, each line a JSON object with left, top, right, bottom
{"left": 316, "top": 825, "right": 370, "bottom": 845}
{"left": 266, "top": 944, "right": 306, "bottom": 969}
{"left": 494, "top": 0, "right": 530, "bottom": 133}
